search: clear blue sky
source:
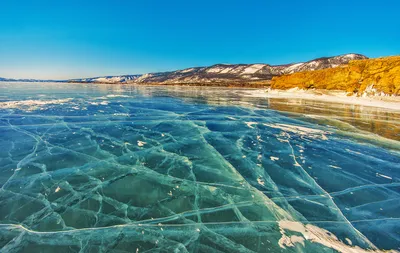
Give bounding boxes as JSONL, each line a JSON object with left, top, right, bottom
{"left": 0, "top": 0, "right": 399, "bottom": 79}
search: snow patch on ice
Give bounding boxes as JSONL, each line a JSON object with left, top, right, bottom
{"left": 278, "top": 220, "right": 380, "bottom": 252}
{"left": 137, "top": 141, "right": 147, "bottom": 147}
{"left": 245, "top": 122, "right": 257, "bottom": 129}
{"left": 270, "top": 156, "right": 279, "bottom": 161}
{"left": 0, "top": 98, "right": 73, "bottom": 111}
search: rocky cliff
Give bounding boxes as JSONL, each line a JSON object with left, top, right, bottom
{"left": 271, "top": 56, "right": 400, "bottom": 96}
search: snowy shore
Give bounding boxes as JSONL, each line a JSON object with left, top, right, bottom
{"left": 242, "top": 88, "right": 400, "bottom": 111}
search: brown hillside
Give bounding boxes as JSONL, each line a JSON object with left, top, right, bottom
{"left": 271, "top": 56, "right": 400, "bottom": 95}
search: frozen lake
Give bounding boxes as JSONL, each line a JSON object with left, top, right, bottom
{"left": 0, "top": 82, "right": 399, "bottom": 252}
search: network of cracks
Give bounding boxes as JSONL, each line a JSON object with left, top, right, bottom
{"left": 0, "top": 85, "right": 399, "bottom": 252}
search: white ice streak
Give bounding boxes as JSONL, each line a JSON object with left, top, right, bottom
{"left": 106, "top": 94, "right": 131, "bottom": 98}
{"left": 376, "top": 173, "right": 392, "bottom": 180}
{"left": 264, "top": 123, "right": 329, "bottom": 140}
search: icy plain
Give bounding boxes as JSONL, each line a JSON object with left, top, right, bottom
{"left": 0, "top": 83, "right": 399, "bottom": 252}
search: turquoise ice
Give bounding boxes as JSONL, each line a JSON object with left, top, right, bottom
{"left": 0, "top": 83, "right": 399, "bottom": 252}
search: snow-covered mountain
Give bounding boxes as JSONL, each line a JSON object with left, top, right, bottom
{"left": 282, "top": 54, "right": 368, "bottom": 74}
{"left": 70, "top": 53, "right": 366, "bottom": 85}
{"left": 1, "top": 53, "right": 368, "bottom": 85}
{"left": 131, "top": 54, "right": 367, "bottom": 84}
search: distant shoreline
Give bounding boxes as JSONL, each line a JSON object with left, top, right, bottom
{"left": 1, "top": 81, "right": 399, "bottom": 111}
{"left": 74, "top": 81, "right": 400, "bottom": 111}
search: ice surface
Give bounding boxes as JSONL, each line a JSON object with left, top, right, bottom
{"left": 0, "top": 83, "right": 399, "bottom": 252}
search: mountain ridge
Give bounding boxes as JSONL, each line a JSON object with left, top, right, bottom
{"left": 1, "top": 53, "right": 368, "bottom": 85}
{"left": 75, "top": 53, "right": 367, "bottom": 85}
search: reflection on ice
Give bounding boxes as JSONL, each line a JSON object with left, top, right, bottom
{"left": 0, "top": 82, "right": 399, "bottom": 252}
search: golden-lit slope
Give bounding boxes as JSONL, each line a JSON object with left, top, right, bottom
{"left": 271, "top": 56, "right": 400, "bottom": 95}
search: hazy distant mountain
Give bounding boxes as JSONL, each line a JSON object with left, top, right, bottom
{"left": 0, "top": 77, "right": 65, "bottom": 82}
{"left": 1, "top": 53, "right": 368, "bottom": 84}
{"left": 69, "top": 75, "right": 141, "bottom": 84}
